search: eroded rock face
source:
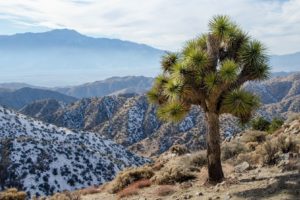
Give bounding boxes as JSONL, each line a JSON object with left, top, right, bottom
{"left": 0, "top": 106, "right": 149, "bottom": 197}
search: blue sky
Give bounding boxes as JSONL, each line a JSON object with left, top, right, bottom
{"left": 0, "top": 0, "right": 299, "bottom": 54}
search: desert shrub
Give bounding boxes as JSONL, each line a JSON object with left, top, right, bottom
{"left": 151, "top": 156, "right": 197, "bottom": 184}
{"left": 109, "top": 166, "right": 154, "bottom": 193}
{"left": 262, "top": 140, "right": 279, "bottom": 165}
{"left": 221, "top": 141, "right": 247, "bottom": 161}
{"left": 117, "top": 186, "right": 139, "bottom": 199}
{"left": 268, "top": 118, "right": 284, "bottom": 133}
{"left": 78, "top": 186, "right": 100, "bottom": 196}
{"left": 242, "top": 131, "right": 267, "bottom": 143}
{"left": 236, "top": 152, "right": 260, "bottom": 166}
{"left": 285, "top": 113, "right": 300, "bottom": 124}
{"left": 48, "top": 191, "right": 81, "bottom": 200}
{"left": 130, "top": 179, "right": 151, "bottom": 189}
{"left": 187, "top": 151, "right": 207, "bottom": 167}
{"left": 246, "top": 142, "right": 259, "bottom": 151}
{"left": 277, "top": 136, "right": 298, "bottom": 153}
{"left": 117, "top": 179, "right": 151, "bottom": 199}
{"left": 251, "top": 117, "right": 270, "bottom": 131}
{"left": 0, "top": 188, "right": 26, "bottom": 200}
{"left": 169, "top": 144, "right": 189, "bottom": 155}
{"left": 283, "top": 159, "right": 300, "bottom": 172}
{"left": 155, "top": 185, "right": 175, "bottom": 196}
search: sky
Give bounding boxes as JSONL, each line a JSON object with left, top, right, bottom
{"left": 0, "top": 0, "right": 299, "bottom": 55}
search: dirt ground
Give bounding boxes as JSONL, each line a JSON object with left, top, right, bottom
{"left": 81, "top": 165, "right": 300, "bottom": 200}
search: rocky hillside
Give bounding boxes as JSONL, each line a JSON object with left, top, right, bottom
{"left": 20, "top": 95, "right": 241, "bottom": 157}
{"left": 20, "top": 73, "right": 300, "bottom": 156}
{"left": 53, "top": 116, "right": 300, "bottom": 200}
{"left": 0, "top": 106, "right": 148, "bottom": 198}
{"left": 0, "top": 87, "right": 77, "bottom": 109}
{"left": 54, "top": 76, "right": 154, "bottom": 98}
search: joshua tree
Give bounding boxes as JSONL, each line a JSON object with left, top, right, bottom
{"left": 147, "top": 15, "right": 270, "bottom": 182}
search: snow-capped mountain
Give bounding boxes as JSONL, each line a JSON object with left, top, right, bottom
{"left": 0, "top": 106, "right": 148, "bottom": 198}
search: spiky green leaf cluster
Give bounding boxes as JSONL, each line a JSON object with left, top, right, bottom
{"left": 148, "top": 15, "right": 270, "bottom": 123}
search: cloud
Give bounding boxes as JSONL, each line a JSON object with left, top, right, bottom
{"left": 0, "top": 0, "right": 299, "bottom": 54}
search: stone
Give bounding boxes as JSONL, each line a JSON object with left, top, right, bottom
{"left": 196, "top": 192, "right": 204, "bottom": 196}
{"left": 235, "top": 161, "right": 250, "bottom": 173}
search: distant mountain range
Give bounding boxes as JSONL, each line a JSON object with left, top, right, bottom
{"left": 0, "top": 87, "right": 77, "bottom": 109}
{"left": 0, "top": 29, "right": 299, "bottom": 86}
{"left": 0, "top": 106, "right": 148, "bottom": 197}
{"left": 20, "top": 73, "right": 300, "bottom": 156}
{"left": 270, "top": 52, "right": 300, "bottom": 72}
{"left": 54, "top": 76, "right": 154, "bottom": 98}
{"left": 0, "top": 29, "right": 163, "bottom": 86}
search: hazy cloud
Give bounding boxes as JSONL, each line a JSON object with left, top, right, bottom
{"left": 0, "top": 0, "right": 299, "bottom": 54}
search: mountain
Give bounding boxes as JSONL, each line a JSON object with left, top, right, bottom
{"left": 20, "top": 73, "right": 300, "bottom": 156}
{"left": 270, "top": 52, "right": 300, "bottom": 72}
{"left": 0, "top": 106, "right": 148, "bottom": 198}
{"left": 54, "top": 76, "right": 154, "bottom": 98}
{"left": 0, "top": 29, "right": 163, "bottom": 86}
{"left": 0, "top": 87, "right": 77, "bottom": 109}
{"left": 20, "top": 95, "right": 241, "bottom": 157}
{"left": 0, "top": 83, "right": 40, "bottom": 90}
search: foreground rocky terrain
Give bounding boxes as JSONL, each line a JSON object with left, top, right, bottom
{"left": 0, "top": 106, "right": 148, "bottom": 198}
{"left": 49, "top": 114, "right": 300, "bottom": 200}
{"left": 20, "top": 73, "right": 300, "bottom": 157}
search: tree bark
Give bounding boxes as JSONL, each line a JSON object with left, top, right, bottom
{"left": 206, "top": 112, "right": 224, "bottom": 183}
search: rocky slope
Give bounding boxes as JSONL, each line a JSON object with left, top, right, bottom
{"left": 0, "top": 106, "right": 148, "bottom": 198}
{"left": 0, "top": 87, "right": 77, "bottom": 109}
{"left": 20, "top": 73, "right": 300, "bottom": 156}
{"left": 20, "top": 95, "right": 241, "bottom": 157}
{"left": 57, "top": 116, "right": 300, "bottom": 200}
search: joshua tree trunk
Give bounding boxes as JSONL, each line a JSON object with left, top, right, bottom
{"left": 206, "top": 112, "right": 224, "bottom": 182}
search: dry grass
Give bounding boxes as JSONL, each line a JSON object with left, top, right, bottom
{"left": 117, "top": 186, "right": 139, "bottom": 199}
{"left": 236, "top": 151, "right": 261, "bottom": 165}
{"left": 78, "top": 186, "right": 100, "bottom": 196}
{"left": 0, "top": 188, "right": 26, "bottom": 200}
{"left": 117, "top": 179, "right": 151, "bottom": 199}
{"left": 169, "top": 144, "right": 190, "bottom": 155}
{"left": 48, "top": 191, "right": 81, "bottom": 200}
{"left": 277, "top": 135, "right": 299, "bottom": 153}
{"left": 241, "top": 131, "right": 267, "bottom": 144}
{"left": 188, "top": 151, "right": 207, "bottom": 167}
{"left": 109, "top": 166, "right": 154, "bottom": 193}
{"left": 221, "top": 141, "right": 247, "bottom": 161}
{"left": 155, "top": 185, "right": 175, "bottom": 196}
{"left": 261, "top": 140, "right": 279, "bottom": 165}
{"left": 151, "top": 152, "right": 205, "bottom": 184}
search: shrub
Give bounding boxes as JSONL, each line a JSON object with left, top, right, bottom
{"left": 109, "top": 166, "right": 154, "bottom": 193}
{"left": 169, "top": 144, "right": 189, "bottom": 155}
{"left": 151, "top": 155, "right": 198, "bottom": 184}
{"left": 78, "top": 186, "right": 100, "bottom": 196}
{"left": 251, "top": 117, "right": 270, "bottom": 131}
{"left": 221, "top": 141, "right": 247, "bottom": 160}
{"left": 236, "top": 152, "right": 260, "bottom": 166}
{"left": 187, "top": 151, "right": 207, "bottom": 167}
{"left": 262, "top": 140, "right": 279, "bottom": 165}
{"left": 0, "top": 188, "right": 26, "bottom": 200}
{"left": 268, "top": 118, "right": 284, "bottom": 133}
{"left": 277, "top": 136, "right": 298, "bottom": 153}
{"left": 130, "top": 179, "right": 151, "bottom": 189}
{"left": 117, "top": 179, "right": 151, "bottom": 199}
{"left": 155, "top": 185, "right": 175, "bottom": 196}
{"left": 241, "top": 131, "right": 266, "bottom": 143}
{"left": 48, "top": 191, "right": 81, "bottom": 200}
{"left": 117, "top": 186, "right": 139, "bottom": 199}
